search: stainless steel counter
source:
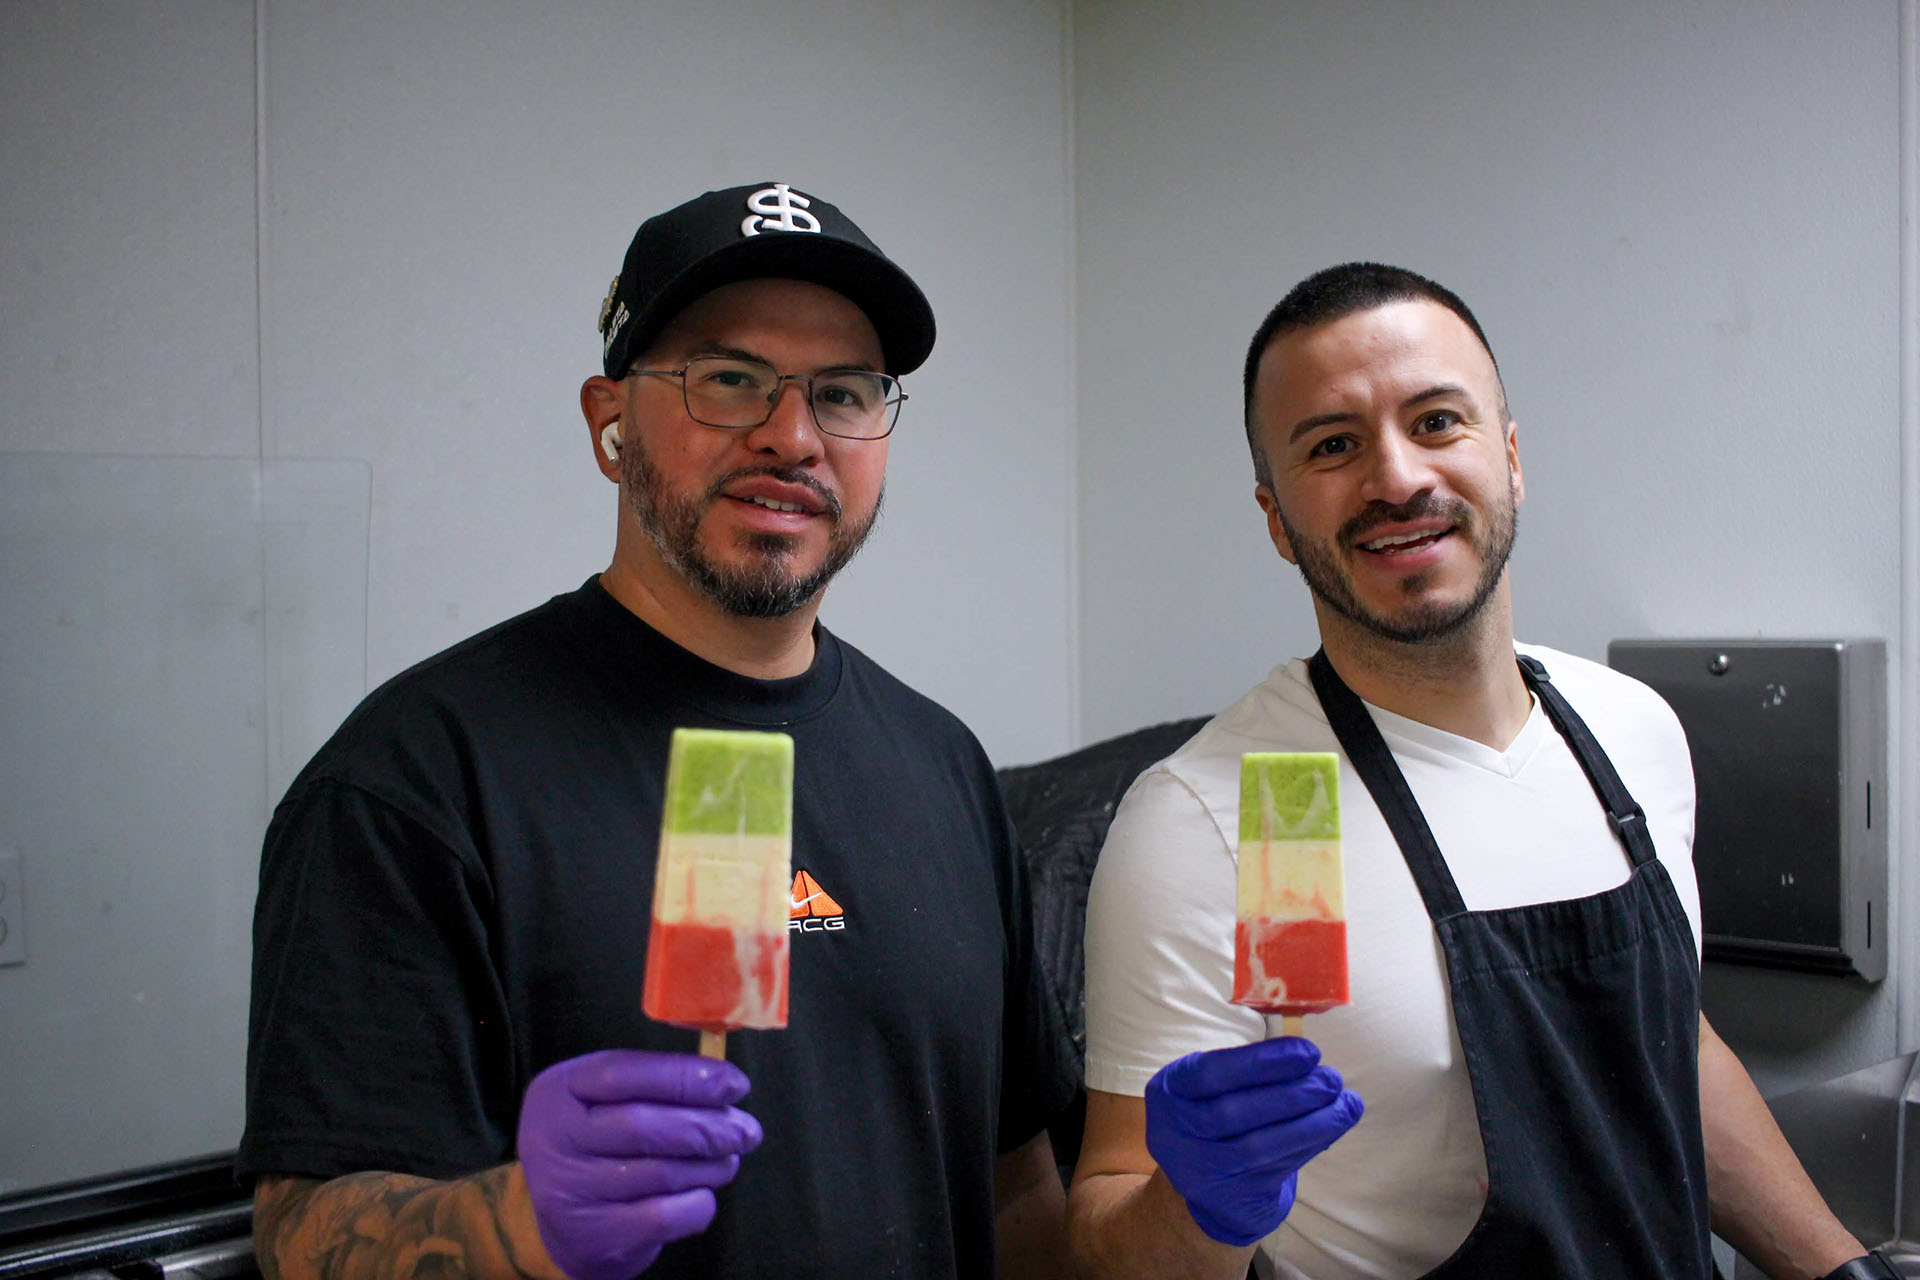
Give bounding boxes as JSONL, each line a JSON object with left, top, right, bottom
{"left": 1736, "top": 1050, "right": 1919, "bottom": 1277}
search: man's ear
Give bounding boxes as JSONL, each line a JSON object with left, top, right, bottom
{"left": 1254, "top": 484, "right": 1297, "bottom": 564}
{"left": 1506, "top": 418, "right": 1524, "bottom": 505}
{"left": 581, "top": 376, "right": 624, "bottom": 482}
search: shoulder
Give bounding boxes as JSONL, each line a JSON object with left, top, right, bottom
{"left": 375, "top": 586, "right": 589, "bottom": 697}
{"left": 1517, "top": 644, "right": 1695, "bottom": 827}
{"left": 828, "top": 630, "right": 992, "bottom": 765}
{"left": 1149, "top": 659, "right": 1337, "bottom": 798}
{"left": 1100, "top": 660, "right": 1332, "bottom": 870}
{"left": 286, "top": 587, "right": 591, "bottom": 800}
{"left": 1517, "top": 642, "right": 1687, "bottom": 749}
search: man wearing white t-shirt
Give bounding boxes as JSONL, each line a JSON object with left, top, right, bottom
{"left": 1066, "top": 264, "right": 1885, "bottom": 1280}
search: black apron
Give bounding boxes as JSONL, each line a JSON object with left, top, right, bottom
{"left": 1306, "top": 650, "right": 1711, "bottom": 1278}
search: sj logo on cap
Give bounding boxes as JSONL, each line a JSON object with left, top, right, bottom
{"left": 742, "top": 183, "right": 822, "bottom": 237}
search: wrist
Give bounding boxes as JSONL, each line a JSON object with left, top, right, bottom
{"left": 1183, "top": 1200, "right": 1269, "bottom": 1248}
{"left": 1146, "top": 1167, "right": 1275, "bottom": 1252}
{"left": 1819, "top": 1250, "right": 1900, "bottom": 1280}
{"left": 504, "top": 1164, "right": 569, "bottom": 1280}
{"left": 1142, "top": 1170, "right": 1260, "bottom": 1277}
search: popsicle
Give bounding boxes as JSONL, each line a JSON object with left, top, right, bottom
{"left": 642, "top": 728, "right": 794, "bottom": 1058}
{"left": 1232, "top": 751, "right": 1348, "bottom": 1035}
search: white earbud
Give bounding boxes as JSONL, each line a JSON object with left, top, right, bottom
{"left": 600, "top": 421, "right": 623, "bottom": 461}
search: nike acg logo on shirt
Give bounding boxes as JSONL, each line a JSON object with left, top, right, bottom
{"left": 788, "top": 869, "right": 846, "bottom": 933}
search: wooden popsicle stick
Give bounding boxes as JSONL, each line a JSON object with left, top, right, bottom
{"left": 699, "top": 1030, "right": 727, "bottom": 1060}
{"left": 1281, "top": 1016, "right": 1305, "bottom": 1038}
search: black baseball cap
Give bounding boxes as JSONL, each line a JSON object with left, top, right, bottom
{"left": 598, "top": 182, "right": 936, "bottom": 378}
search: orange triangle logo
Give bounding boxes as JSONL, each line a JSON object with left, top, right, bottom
{"left": 789, "top": 869, "right": 844, "bottom": 919}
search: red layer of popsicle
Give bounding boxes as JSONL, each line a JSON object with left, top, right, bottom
{"left": 642, "top": 920, "right": 788, "bottom": 1033}
{"left": 1233, "top": 916, "right": 1349, "bottom": 1016}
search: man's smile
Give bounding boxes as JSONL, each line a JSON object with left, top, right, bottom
{"left": 718, "top": 471, "right": 837, "bottom": 520}
{"left": 1341, "top": 499, "right": 1467, "bottom": 564}
{"left": 1356, "top": 526, "right": 1453, "bottom": 555}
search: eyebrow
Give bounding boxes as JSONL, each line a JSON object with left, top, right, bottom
{"left": 683, "top": 342, "right": 882, "bottom": 375}
{"left": 686, "top": 343, "right": 769, "bottom": 364}
{"left": 1285, "top": 382, "right": 1477, "bottom": 444}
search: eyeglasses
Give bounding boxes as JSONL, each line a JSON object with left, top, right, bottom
{"left": 627, "top": 356, "right": 906, "bottom": 440}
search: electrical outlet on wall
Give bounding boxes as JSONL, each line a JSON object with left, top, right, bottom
{"left": 0, "top": 849, "right": 24, "bottom": 966}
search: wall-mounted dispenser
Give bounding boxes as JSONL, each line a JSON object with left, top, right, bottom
{"left": 1606, "top": 640, "right": 1886, "bottom": 981}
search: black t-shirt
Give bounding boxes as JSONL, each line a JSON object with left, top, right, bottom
{"left": 238, "top": 578, "right": 1073, "bottom": 1278}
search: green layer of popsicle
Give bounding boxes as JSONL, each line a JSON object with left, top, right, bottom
{"left": 1239, "top": 752, "right": 1341, "bottom": 843}
{"left": 664, "top": 728, "right": 794, "bottom": 836}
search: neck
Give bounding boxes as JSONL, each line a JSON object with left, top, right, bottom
{"left": 599, "top": 556, "right": 820, "bottom": 681}
{"left": 1314, "top": 582, "right": 1531, "bottom": 749}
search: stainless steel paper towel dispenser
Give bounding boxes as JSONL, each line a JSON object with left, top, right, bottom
{"left": 1606, "top": 639, "right": 1886, "bottom": 981}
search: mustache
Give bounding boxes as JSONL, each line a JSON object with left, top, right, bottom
{"left": 703, "top": 466, "right": 842, "bottom": 521}
{"left": 1340, "top": 492, "right": 1472, "bottom": 546}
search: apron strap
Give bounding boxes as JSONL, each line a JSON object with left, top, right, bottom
{"left": 1517, "top": 655, "right": 1660, "bottom": 869}
{"left": 1308, "top": 649, "right": 1469, "bottom": 921}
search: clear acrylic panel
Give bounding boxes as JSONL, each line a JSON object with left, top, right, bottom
{"left": 0, "top": 454, "right": 369, "bottom": 1194}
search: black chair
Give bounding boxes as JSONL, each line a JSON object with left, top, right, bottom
{"left": 998, "top": 715, "right": 1211, "bottom": 1184}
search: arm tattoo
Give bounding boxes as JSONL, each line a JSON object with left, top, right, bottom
{"left": 253, "top": 1166, "right": 557, "bottom": 1280}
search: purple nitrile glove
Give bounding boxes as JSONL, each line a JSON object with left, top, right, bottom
{"left": 517, "top": 1048, "right": 763, "bottom": 1280}
{"left": 1145, "top": 1036, "right": 1363, "bottom": 1247}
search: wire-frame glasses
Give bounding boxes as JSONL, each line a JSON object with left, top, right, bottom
{"left": 627, "top": 356, "right": 905, "bottom": 440}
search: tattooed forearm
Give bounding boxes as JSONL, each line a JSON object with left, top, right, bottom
{"left": 252, "top": 1166, "right": 563, "bottom": 1280}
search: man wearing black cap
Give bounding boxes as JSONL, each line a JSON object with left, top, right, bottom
{"left": 239, "top": 183, "right": 1075, "bottom": 1279}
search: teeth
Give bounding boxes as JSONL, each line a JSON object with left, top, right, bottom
{"left": 1363, "top": 529, "right": 1441, "bottom": 551}
{"left": 747, "top": 495, "right": 805, "bottom": 513}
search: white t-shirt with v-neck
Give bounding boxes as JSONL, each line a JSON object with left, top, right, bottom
{"left": 1083, "top": 643, "right": 1701, "bottom": 1280}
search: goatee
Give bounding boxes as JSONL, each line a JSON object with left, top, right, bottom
{"left": 1277, "top": 485, "right": 1517, "bottom": 646}
{"left": 623, "top": 436, "right": 881, "bottom": 618}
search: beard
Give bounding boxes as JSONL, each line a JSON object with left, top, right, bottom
{"left": 1277, "top": 482, "right": 1518, "bottom": 646}
{"left": 622, "top": 435, "right": 881, "bottom": 619}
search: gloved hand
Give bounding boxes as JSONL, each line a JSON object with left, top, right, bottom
{"left": 1145, "top": 1035, "right": 1363, "bottom": 1247}
{"left": 517, "top": 1048, "right": 763, "bottom": 1279}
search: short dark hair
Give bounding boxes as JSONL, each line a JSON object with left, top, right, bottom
{"left": 1241, "top": 262, "right": 1501, "bottom": 485}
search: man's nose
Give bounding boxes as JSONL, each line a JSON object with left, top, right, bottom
{"left": 1359, "top": 430, "right": 1437, "bottom": 506}
{"left": 744, "top": 378, "right": 825, "bottom": 461}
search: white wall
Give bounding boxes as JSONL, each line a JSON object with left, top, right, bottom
{"left": 2, "top": 0, "right": 267, "bottom": 1193}
{"left": 1, "top": 0, "right": 1074, "bottom": 1191}
{"left": 1073, "top": 0, "right": 1913, "bottom": 1092}
{"left": 263, "top": 0, "right": 1077, "bottom": 769}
